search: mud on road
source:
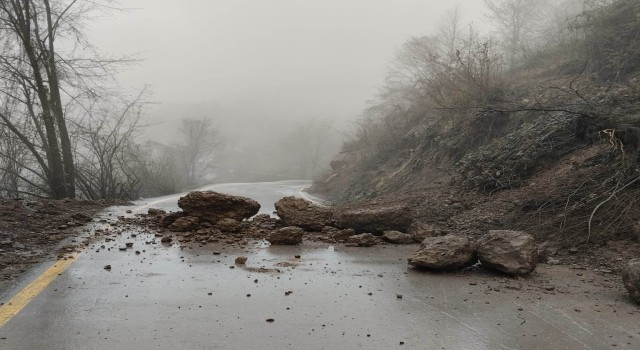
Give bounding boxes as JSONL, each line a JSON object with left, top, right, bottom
{"left": 0, "top": 198, "right": 127, "bottom": 292}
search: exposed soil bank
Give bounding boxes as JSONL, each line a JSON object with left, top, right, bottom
{"left": 0, "top": 198, "right": 127, "bottom": 291}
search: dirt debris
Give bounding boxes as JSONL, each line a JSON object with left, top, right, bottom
{"left": 0, "top": 198, "right": 127, "bottom": 290}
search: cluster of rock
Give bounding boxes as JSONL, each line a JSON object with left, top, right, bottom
{"left": 138, "top": 191, "right": 640, "bottom": 303}
{"left": 408, "top": 230, "right": 538, "bottom": 276}
{"left": 145, "top": 191, "right": 284, "bottom": 242}
{"left": 144, "top": 192, "right": 424, "bottom": 247}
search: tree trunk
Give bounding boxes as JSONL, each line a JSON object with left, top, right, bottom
{"left": 44, "top": 0, "right": 75, "bottom": 197}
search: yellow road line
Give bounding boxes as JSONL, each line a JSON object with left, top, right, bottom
{"left": 0, "top": 255, "right": 78, "bottom": 327}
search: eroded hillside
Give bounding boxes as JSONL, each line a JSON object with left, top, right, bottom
{"left": 312, "top": 0, "right": 640, "bottom": 261}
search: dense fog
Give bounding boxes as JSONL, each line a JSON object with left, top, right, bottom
{"left": 87, "top": 0, "right": 487, "bottom": 184}
{"left": 0, "top": 0, "right": 600, "bottom": 198}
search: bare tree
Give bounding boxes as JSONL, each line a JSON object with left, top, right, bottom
{"left": 387, "top": 27, "right": 507, "bottom": 111}
{"left": 175, "top": 118, "right": 223, "bottom": 187}
{"left": 73, "top": 91, "right": 148, "bottom": 199}
{"left": 0, "top": 115, "right": 28, "bottom": 198}
{"left": 0, "top": 0, "right": 124, "bottom": 198}
{"left": 279, "top": 118, "right": 336, "bottom": 179}
{"left": 437, "top": 6, "right": 463, "bottom": 55}
{"left": 484, "top": 0, "right": 545, "bottom": 65}
{"left": 134, "top": 142, "right": 183, "bottom": 196}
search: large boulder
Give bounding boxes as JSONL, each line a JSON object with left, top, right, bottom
{"left": 347, "top": 233, "right": 378, "bottom": 247}
{"left": 334, "top": 204, "right": 413, "bottom": 234}
{"left": 408, "top": 235, "right": 477, "bottom": 271}
{"left": 383, "top": 231, "right": 414, "bottom": 244}
{"left": 477, "top": 230, "right": 538, "bottom": 275}
{"left": 274, "top": 196, "right": 333, "bottom": 231}
{"left": 622, "top": 260, "right": 640, "bottom": 304}
{"left": 178, "top": 191, "right": 260, "bottom": 223}
{"left": 266, "top": 226, "right": 304, "bottom": 245}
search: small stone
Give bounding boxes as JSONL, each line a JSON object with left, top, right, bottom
{"left": 104, "top": 265, "right": 111, "bottom": 270}
{"left": 347, "top": 233, "right": 378, "bottom": 247}
{"left": 622, "top": 260, "right": 640, "bottom": 304}
{"left": 266, "top": 318, "right": 275, "bottom": 323}
{"left": 235, "top": 256, "right": 248, "bottom": 265}
{"left": 266, "top": 226, "right": 304, "bottom": 245}
{"left": 382, "top": 230, "right": 413, "bottom": 244}
{"left": 547, "top": 258, "right": 561, "bottom": 265}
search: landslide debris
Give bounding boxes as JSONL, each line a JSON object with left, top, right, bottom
{"left": 275, "top": 196, "right": 333, "bottom": 231}
{"left": 0, "top": 198, "right": 126, "bottom": 289}
{"left": 309, "top": 0, "right": 640, "bottom": 281}
{"left": 334, "top": 204, "right": 413, "bottom": 234}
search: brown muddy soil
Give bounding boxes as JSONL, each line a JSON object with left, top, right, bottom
{"left": 0, "top": 198, "right": 128, "bottom": 290}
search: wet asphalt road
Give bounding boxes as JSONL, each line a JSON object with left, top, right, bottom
{"left": 0, "top": 180, "right": 639, "bottom": 349}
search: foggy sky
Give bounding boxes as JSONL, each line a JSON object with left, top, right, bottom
{"left": 88, "top": 0, "right": 487, "bottom": 138}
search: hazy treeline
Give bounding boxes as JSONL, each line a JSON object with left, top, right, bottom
{"left": 210, "top": 117, "right": 341, "bottom": 184}
{"left": 3, "top": 0, "right": 634, "bottom": 200}
{"left": 0, "top": 0, "right": 341, "bottom": 200}
{"left": 345, "top": 0, "right": 639, "bottom": 157}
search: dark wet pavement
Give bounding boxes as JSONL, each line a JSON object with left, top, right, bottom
{"left": 1, "top": 181, "right": 639, "bottom": 349}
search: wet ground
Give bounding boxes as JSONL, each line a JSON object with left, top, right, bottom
{"left": 0, "top": 181, "right": 639, "bottom": 349}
